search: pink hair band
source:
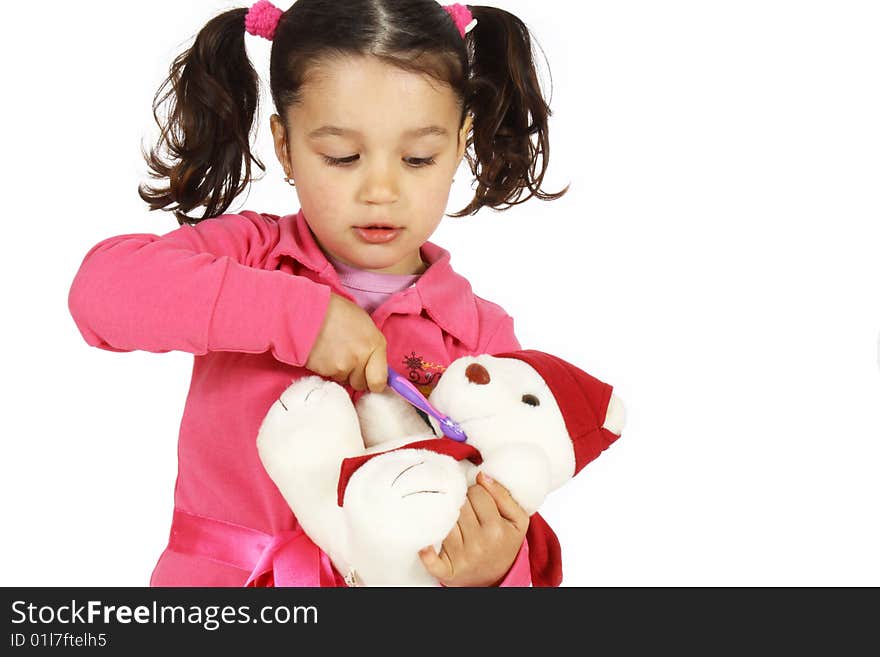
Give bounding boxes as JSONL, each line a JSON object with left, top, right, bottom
{"left": 245, "top": 1, "right": 476, "bottom": 42}
{"left": 442, "top": 3, "right": 477, "bottom": 38}
{"left": 245, "top": 0, "right": 284, "bottom": 41}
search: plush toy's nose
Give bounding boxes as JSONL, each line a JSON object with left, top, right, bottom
{"left": 465, "top": 363, "right": 491, "bottom": 385}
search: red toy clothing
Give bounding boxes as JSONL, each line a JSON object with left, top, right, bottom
{"left": 69, "top": 209, "right": 549, "bottom": 586}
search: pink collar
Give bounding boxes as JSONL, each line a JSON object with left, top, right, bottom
{"left": 266, "top": 210, "right": 481, "bottom": 349}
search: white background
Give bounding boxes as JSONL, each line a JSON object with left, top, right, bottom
{"left": 1, "top": 0, "right": 878, "bottom": 587}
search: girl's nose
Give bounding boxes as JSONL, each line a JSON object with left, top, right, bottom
{"left": 465, "top": 363, "right": 491, "bottom": 385}
{"left": 359, "top": 164, "right": 400, "bottom": 205}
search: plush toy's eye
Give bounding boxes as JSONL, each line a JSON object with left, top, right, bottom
{"left": 521, "top": 394, "right": 540, "bottom": 407}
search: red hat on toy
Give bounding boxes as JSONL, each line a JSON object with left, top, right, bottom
{"left": 496, "top": 349, "right": 621, "bottom": 588}
{"left": 496, "top": 349, "right": 619, "bottom": 476}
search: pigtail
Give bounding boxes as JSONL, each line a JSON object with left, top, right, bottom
{"left": 139, "top": 8, "right": 264, "bottom": 225}
{"left": 452, "top": 5, "right": 568, "bottom": 217}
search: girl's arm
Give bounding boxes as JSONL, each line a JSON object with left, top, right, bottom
{"left": 67, "top": 211, "right": 331, "bottom": 368}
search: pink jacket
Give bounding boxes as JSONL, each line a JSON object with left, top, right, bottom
{"left": 68, "top": 209, "right": 534, "bottom": 586}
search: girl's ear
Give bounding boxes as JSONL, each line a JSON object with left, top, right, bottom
{"left": 456, "top": 113, "right": 473, "bottom": 162}
{"left": 270, "top": 114, "right": 293, "bottom": 177}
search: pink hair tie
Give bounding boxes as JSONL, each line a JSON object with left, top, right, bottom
{"left": 443, "top": 3, "right": 477, "bottom": 38}
{"left": 245, "top": 0, "right": 284, "bottom": 41}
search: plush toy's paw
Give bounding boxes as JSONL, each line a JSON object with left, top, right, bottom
{"left": 356, "top": 388, "right": 436, "bottom": 447}
{"left": 343, "top": 448, "right": 468, "bottom": 554}
{"left": 278, "top": 375, "right": 348, "bottom": 409}
{"left": 256, "top": 375, "right": 361, "bottom": 465}
{"left": 603, "top": 394, "right": 626, "bottom": 435}
{"left": 260, "top": 376, "right": 348, "bottom": 433}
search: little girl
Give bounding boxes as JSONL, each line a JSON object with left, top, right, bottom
{"left": 68, "top": 0, "right": 568, "bottom": 587}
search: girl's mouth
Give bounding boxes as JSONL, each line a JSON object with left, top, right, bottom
{"left": 353, "top": 226, "right": 402, "bottom": 244}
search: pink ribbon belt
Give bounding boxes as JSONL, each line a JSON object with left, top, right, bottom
{"left": 167, "top": 509, "right": 341, "bottom": 587}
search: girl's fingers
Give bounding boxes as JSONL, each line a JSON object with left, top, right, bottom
{"left": 467, "top": 482, "right": 503, "bottom": 525}
{"left": 456, "top": 495, "right": 481, "bottom": 533}
{"left": 348, "top": 364, "right": 367, "bottom": 392}
{"left": 477, "top": 472, "right": 529, "bottom": 530}
{"left": 419, "top": 545, "right": 453, "bottom": 581}
{"left": 331, "top": 366, "right": 352, "bottom": 386}
{"left": 364, "top": 346, "right": 387, "bottom": 393}
{"left": 445, "top": 521, "right": 464, "bottom": 551}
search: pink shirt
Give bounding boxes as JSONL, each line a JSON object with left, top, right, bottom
{"left": 326, "top": 253, "right": 421, "bottom": 314}
{"left": 68, "top": 209, "right": 532, "bottom": 587}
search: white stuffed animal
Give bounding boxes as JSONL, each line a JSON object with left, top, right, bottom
{"left": 256, "top": 350, "right": 625, "bottom": 587}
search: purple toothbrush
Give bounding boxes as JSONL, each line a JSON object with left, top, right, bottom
{"left": 386, "top": 366, "right": 468, "bottom": 442}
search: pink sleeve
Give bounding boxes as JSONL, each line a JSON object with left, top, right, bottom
{"left": 67, "top": 212, "right": 331, "bottom": 367}
{"left": 496, "top": 539, "right": 532, "bottom": 587}
{"left": 479, "top": 314, "right": 522, "bottom": 354}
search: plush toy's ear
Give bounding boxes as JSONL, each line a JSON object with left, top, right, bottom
{"left": 526, "top": 512, "right": 563, "bottom": 587}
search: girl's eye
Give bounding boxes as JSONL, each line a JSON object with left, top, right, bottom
{"left": 405, "top": 157, "right": 436, "bottom": 168}
{"left": 521, "top": 394, "right": 540, "bottom": 407}
{"left": 320, "top": 155, "right": 437, "bottom": 168}
{"left": 322, "top": 154, "right": 359, "bottom": 167}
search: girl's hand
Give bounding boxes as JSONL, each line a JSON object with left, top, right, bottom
{"left": 305, "top": 293, "right": 387, "bottom": 393}
{"left": 419, "top": 472, "right": 530, "bottom": 587}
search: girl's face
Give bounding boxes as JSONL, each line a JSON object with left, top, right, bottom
{"left": 271, "top": 55, "right": 472, "bottom": 275}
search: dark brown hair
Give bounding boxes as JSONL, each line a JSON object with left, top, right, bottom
{"left": 140, "top": 0, "right": 568, "bottom": 225}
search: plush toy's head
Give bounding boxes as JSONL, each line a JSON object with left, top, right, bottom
{"left": 424, "top": 350, "right": 621, "bottom": 497}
